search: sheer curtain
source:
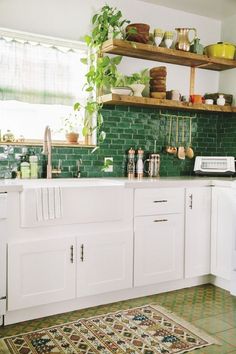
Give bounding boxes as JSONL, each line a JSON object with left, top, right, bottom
{"left": 0, "top": 33, "right": 88, "bottom": 141}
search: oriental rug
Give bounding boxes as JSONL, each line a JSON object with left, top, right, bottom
{"left": 0, "top": 304, "right": 220, "bottom": 354}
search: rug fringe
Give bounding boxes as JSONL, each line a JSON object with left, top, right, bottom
{"left": 150, "top": 303, "right": 221, "bottom": 346}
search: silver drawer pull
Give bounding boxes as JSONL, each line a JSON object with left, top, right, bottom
{"left": 153, "top": 219, "right": 168, "bottom": 223}
{"left": 80, "top": 244, "right": 84, "bottom": 262}
{"left": 70, "top": 245, "right": 74, "bottom": 263}
{"left": 153, "top": 200, "right": 167, "bottom": 203}
{"left": 189, "top": 194, "right": 193, "bottom": 209}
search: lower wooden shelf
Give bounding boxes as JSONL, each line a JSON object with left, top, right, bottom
{"left": 99, "top": 94, "right": 236, "bottom": 113}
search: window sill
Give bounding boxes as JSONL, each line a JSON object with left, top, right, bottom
{"left": 0, "top": 140, "right": 96, "bottom": 148}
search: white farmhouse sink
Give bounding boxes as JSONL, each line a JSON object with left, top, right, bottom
{"left": 19, "top": 178, "right": 125, "bottom": 188}
{"left": 19, "top": 178, "right": 129, "bottom": 228}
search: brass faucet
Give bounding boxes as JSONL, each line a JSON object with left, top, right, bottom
{"left": 42, "top": 126, "right": 52, "bottom": 179}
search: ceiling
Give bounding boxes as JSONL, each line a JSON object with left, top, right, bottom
{"left": 141, "top": 0, "right": 236, "bottom": 20}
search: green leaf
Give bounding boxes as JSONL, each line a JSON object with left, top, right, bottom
{"left": 99, "top": 131, "right": 106, "bottom": 143}
{"left": 91, "top": 146, "right": 99, "bottom": 154}
{"left": 84, "top": 35, "right": 91, "bottom": 45}
{"left": 80, "top": 58, "right": 88, "bottom": 65}
{"left": 92, "top": 14, "right": 98, "bottom": 24}
{"left": 82, "top": 126, "right": 89, "bottom": 136}
{"left": 73, "top": 102, "right": 81, "bottom": 111}
{"left": 111, "top": 55, "right": 123, "bottom": 65}
{"left": 86, "top": 86, "right": 94, "bottom": 92}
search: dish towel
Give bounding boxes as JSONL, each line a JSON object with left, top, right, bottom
{"left": 36, "top": 187, "right": 63, "bottom": 221}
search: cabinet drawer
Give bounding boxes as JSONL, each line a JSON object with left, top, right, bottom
{"left": 135, "top": 188, "right": 184, "bottom": 216}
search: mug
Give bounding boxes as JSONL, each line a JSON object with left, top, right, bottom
{"left": 171, "top": 90, "right": 181, "bottom": 101}
{"left": 190, "top": 94, "right": 202, "bottom": 104}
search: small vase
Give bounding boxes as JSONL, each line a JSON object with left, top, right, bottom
{"left": 128, "top": 84, "right": 145, "bottom": 97}
{"left": 217, "top": 94, "right": 225, "bottom": 106}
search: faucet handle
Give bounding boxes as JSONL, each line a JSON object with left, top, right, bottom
{"left": 52, "top": 159, "right": 62, "bottom": 176}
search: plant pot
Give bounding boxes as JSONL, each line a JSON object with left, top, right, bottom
{"left": 66, "top": 132, "right": 79, "bottom": 144}
{"left": 128, "top": 84, "right": 145, "bottom": 97}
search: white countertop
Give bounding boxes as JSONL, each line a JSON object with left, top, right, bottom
{"left": 0, "top": 176, "right": 236, "bottom": 192}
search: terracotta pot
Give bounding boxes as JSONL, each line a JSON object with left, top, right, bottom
{"left": 66, "top": 132, "right": 79, "bottom": 143}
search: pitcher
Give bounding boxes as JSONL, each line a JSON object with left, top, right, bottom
{"left": 175, "top": 28, "right": 197, "bottom": 52}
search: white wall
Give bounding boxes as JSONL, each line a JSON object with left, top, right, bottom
{"left": 0, "top": 0, "right": 222, "bottom": 96}
{"left": 219, "top": 14, "right": 236, "bottom": 104}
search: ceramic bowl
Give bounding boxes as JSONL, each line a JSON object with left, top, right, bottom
{"left": 111, "top": 87, "right": 133, "bottom": 96}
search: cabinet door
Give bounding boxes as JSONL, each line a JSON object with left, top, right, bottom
{"left": 185, "top": 187, "right": 211, "bottom": 278}
{"left": 134, "top": 214, "right": 184, "bottom": 287}
{"left": 77, "top": 230, "right": 133, "bottom": 297}
{"left": 211, "top": 187, "right": 234, "bottom": 280}
{"left": 8, "top": 237, "right": 76, "bottom": 310}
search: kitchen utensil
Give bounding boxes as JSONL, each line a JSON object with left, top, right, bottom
{"left": 165, "top": 116, "right": 177, "bottom": 154}
{"left": 178, "top": 118, "right": 185, "bottom": 160}
{"left": 175, "top": 28, "right": 197, "bottom": 52}
{"left": 185, "top": 118, "right": 194, "bottom": 159}
{"left": 204, "top": 42, "right": 235, "bottom": 60}
{"left": 165, "top": 116, "right": 173, "bottom": 153}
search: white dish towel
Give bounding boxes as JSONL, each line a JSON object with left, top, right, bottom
{"left": 36, "top": 187, "right": 63, "bottom": 221}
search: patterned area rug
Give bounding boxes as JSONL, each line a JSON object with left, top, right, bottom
{"left": 0, "top": 304, "right": 220, "bottom": 354}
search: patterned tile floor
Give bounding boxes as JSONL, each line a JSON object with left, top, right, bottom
{"left": 0, "top": 284, "right": 236, "bottom": 353}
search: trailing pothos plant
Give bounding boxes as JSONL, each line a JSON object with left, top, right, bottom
{"left": 80, "top": 5, "right": 131, "bottom": 148}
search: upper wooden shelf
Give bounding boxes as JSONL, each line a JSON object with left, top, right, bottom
{"left": 100, "top": 94, "right": 236, "bottom": 113}
{"left": 101, "top": 39, "right": 236, "bottom": 71}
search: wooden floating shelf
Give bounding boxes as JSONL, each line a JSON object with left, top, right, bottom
{"left": 99, "top": 94, "right": 236, "bottom": 113}
{"left": 101, "top": 39, "right": 236, "bottom": 71}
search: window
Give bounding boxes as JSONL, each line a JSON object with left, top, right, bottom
{"left": 0, "top": 28, "right": 89, "bottom": 145}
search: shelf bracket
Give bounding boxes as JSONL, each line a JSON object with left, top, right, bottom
{"left": 189, "top": 67, "right": 195, "bottom": 96}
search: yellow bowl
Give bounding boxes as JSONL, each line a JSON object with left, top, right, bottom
{"left": 204, "top": 42, "right": 235, "bottom": 59}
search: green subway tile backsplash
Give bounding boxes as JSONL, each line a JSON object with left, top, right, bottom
{"left": 1, "top": 106, "right": 236, "bottom": 178}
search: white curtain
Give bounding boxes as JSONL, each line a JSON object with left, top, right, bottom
{"left": 0, "top": 37, "right": 86, "bottom": 105}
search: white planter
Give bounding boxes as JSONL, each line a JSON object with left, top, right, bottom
{"left": 128, "top": 84, "right": 145, "bottom": 97}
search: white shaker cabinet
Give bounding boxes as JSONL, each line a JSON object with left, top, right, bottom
{"left": 76, "top": 230, "right": 133, "bottom": 297}
{"left": 134, "top": 188, "right": 184, "bottom": 287}
{"left": 185, "top": 187, "right": 211, "bottom": 278}
{"left": 211, "top": 187, "right": 234, "bottom": 280}
{"left": 8, "top": 237, "right": 76, "bottom": 310}
{"left": 134, "top": 214, "right": 184, "bottom": 286}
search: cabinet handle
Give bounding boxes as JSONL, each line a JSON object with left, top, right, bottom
{"left": 70, "top": 245, "right": 74, "bottom": 263}
{"left": 189, "top": 194, "right": 193, "bottom": 209}
{"left": 153, "top": 200, "right": 167, "bottom": 203}
{"left": 153, "top": 219, "right": 168, "bottom": 223}
{"left": 80, "top": 244, "right": 84, "bottom": 262}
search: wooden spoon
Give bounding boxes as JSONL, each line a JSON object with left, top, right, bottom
{"left": 166, "top": 116, "right": 173, "bottom": 153}
{"left": 178, "top": 118, "right": 185, "bottom": 160}
{"left": 185, "top": 117, "right": 194, "bottom": 159}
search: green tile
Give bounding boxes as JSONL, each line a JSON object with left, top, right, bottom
{"left": 192, "top": 317, "right": 233, "bottom": 334}
{"left": 216, "top": 311, "right": 236, "bottom": 327}
{"left": 216, "top": 328, "right": 236, "bottom": 346}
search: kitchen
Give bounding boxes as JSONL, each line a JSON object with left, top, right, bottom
{"left": 0, "top": 0, "right": 236, "bottom": 353}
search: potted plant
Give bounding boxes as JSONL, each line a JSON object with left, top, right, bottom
{"left": 125, "top": 69, "right": 150, "bottom": 96}
{"left": 60, "top": 104, "right": 82, "bottom": 143}
{"left": 80, "top": 5, "right": 130, "bottom": 146}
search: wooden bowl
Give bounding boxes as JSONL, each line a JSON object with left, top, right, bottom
{"left": 126, "top": 23, "right": 150, "bottom": 44}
